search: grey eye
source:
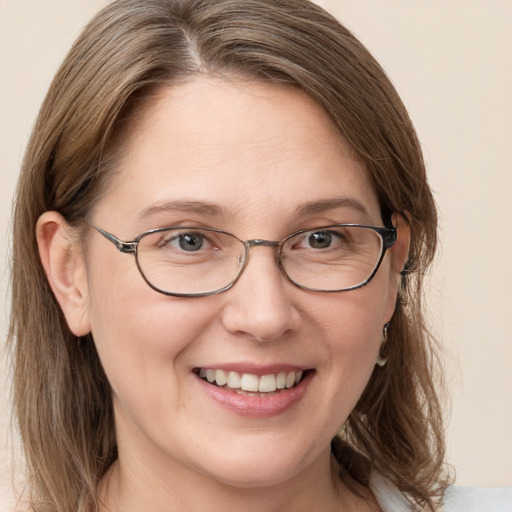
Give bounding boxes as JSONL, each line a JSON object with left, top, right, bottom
{"left": 307, "top": 231, "right": 333, "bottom": 249}
{"left": 176, "top": 232, "right": 205, "bottom": 251}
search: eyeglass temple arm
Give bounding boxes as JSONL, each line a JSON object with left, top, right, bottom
{"left": 382, "top": 226, "right": 397, "bottom": 249}
{"left": 380, "top": 211, "right": 398, "bottom": 249}
{"left": 92, "top": 225, "right": 137, "bottom": 254}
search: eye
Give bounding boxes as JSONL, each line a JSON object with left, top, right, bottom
{"left": 306, "top": 231, "right": 334, "bottom": 249}
{"left": 287, "top": 227, "right": 352, "bottom": 253}
{"left": 295, "top": 230, "right": 345, "bottom": 250}
{"left": 162, "top": 231, "right": 210, "bottom": 252}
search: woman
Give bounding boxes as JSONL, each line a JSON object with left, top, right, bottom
{"left": 9, "top": 0, "right": 506, "bottom": 511}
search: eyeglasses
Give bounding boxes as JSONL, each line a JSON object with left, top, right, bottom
{"left": 89, "top": 222, "right": 397, "bottom": 297}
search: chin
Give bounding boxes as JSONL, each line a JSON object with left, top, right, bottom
{"left": 195, "top": 439, "right": 317, "bottom": 489}
{"left": 208, "top": 463, "right": 301, "bottom": 490}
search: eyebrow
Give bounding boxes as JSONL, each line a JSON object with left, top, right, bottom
{"left": 294, "top": 197, "right": 371, "bottom": 220}
{"left": 136, "top": 197, "right": 371, "bottom": 222}
{"left": 137, "top": 200, "right": 232, "bottom": 220}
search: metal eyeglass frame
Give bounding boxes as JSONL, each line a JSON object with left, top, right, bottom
{"left": 88, "top": 222, "right": 397, "bottom": 298}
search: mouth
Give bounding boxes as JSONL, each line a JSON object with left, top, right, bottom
{"left": 193, "top": 368, "right": 310, "bottom": 395}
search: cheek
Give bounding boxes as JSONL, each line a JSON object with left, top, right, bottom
{"left": 87, "top": 294, "right": 222, "bottom": 444}
{"left": 84, "top": 250, "right": 214, "bottom": 401}
{"left": 326, "top": 311, "right": 381, "bottom": 390}
{"left": 312, "top": 277, "right": 391, "bottom": 354}
{"left": 310, "top": 284, "right": 391, "bottom": 407}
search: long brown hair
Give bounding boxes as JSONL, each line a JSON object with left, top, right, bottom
{"left": 9, "top": 0, "right": 449, "bottom": 510}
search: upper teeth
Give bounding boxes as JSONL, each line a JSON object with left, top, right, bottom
{"left": 199, "top": 369, "right": 303, "bottom": 393}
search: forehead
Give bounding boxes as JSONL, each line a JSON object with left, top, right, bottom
{"left": 97, "top": 77, "right": 381, "bottom": 233}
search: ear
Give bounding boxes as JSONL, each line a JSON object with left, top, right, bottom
{"left": 389, "top": 212, "right": 411, "bottom": 280}
{"left": 383, "top": 212, "right": 411, "bottom": 322}
{"left": 36, "top": 211, "right": 91, "bottom": 337}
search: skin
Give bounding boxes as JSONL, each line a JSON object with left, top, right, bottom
{"left": 37, "top": 78, "right": 410, "bottom": 511}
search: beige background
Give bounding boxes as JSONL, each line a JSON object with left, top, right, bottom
{"left": 1, "top": 0, "right": 511, "bottom": 508}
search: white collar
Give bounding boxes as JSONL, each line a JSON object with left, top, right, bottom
{"left": 369, "top": 471, "right": 413, "bottom": 512}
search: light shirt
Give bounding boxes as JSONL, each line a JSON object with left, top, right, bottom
{"left": 370, "top": 471, "right": 512, "bottom": 511}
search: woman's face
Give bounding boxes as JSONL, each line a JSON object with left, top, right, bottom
{"left": 70, "top": 79, "right": 407, "bottom": 489}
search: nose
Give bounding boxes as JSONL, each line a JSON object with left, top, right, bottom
{"left": 220, "top": 245, "right": 302, "bottom": 342}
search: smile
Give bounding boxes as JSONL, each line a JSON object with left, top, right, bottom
{"left": 196, "top": 368, "right": 306, "bottom": 394}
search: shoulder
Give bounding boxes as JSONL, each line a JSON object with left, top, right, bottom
{"left": 443, "top": 485, "right": 512, "bottom": 512}
{"left": 370, "top": 471, "right": 512, "bottom": 512}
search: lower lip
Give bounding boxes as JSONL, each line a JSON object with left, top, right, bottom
{"left": 195, "top": 371, "right": 314, "bottom": 418}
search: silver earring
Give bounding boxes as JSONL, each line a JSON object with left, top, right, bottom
{"left": 375, "top": 323, "right": 389, "bottom": 367}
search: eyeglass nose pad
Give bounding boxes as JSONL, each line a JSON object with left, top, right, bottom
{"left": 233, "top": 244, "right": 250, "bottom": 280}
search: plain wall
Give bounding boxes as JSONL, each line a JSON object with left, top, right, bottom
{"left": 1, "top": 0, "right": 511, "bottom": 508}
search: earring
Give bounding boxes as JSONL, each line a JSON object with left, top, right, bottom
{"left": 337, "top": 421, "right": 347, "bottom": 437}
{"left": 375, "top": 323, "right": 389, "bottom": 367}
